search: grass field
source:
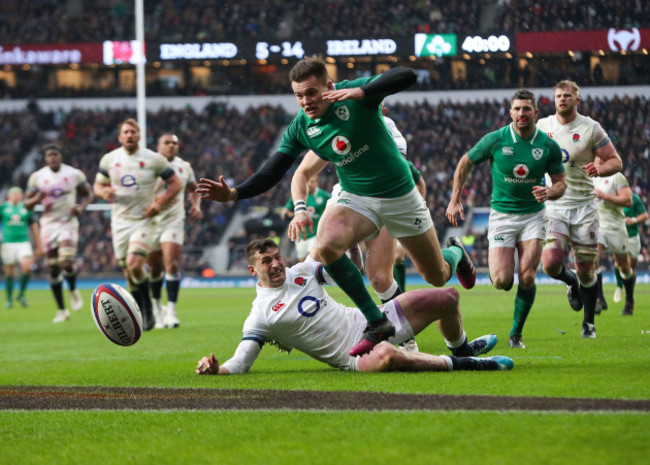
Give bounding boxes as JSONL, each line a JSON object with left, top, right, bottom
{"left": 1, "top": 283, "right": 649, "bottom": 464}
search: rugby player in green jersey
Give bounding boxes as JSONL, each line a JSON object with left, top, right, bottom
{"left": 197, "top": 56, "right": 476, "bottom": 356}
{"left": 447, "top": 89, "right": 566, "bottom": 349}
{"left": 1, "top": 187, "right": 40, "bottom": 309}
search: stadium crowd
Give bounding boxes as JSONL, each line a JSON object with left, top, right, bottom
{"left": 2, "top": 0, "right": 648, "bottom": 44}
{"left": 3, "top": 89, "right": 648, "bottom": 276}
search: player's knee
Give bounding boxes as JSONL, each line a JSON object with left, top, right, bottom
{"left": 357, "top": 342, "right": 399, "bottom": 372}
{"left": 369, "top": 273, "right": 392, "bottom": 294}
{"left": 421, "top": 269, "right": 446, "bottom": 287}
{"left": 518, "top": 273, "right": 535, "bottom": 289}
{"left": 491, "top": 271, "right": 513, "bottom": 291}
{"left": 317, "top": 242, "right": 344, "bottom": 264}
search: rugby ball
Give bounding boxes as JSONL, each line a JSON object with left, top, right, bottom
{"left": 90, "top": 283, "right": 142, "bottom": 346}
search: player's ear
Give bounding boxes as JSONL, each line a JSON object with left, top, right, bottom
{"left": 248, "top": 264, "right": 257, "bottom": 277}
{"left": 327, "top": 80, "right": 334, "bottom": 91}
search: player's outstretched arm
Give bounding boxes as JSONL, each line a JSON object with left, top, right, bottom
{"left": 196, "top": 176, "right": 238, "bottom": 202}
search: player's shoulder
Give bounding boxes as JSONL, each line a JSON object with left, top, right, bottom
{"left": 536, "top": 114, "right": 554, "bottom": 130}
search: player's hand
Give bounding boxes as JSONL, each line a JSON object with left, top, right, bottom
{"left": 322, "top": 87, "right": 365, "bottom": 102}
{"left": 196, "top": 176, "right": 237, "bottom": 203}
{"left": 145, "top": 200, "right": 162, "bottom": 218}
{"left": 532, "top": 186, "right": 549, "bottom": 203}
{"left": 582, "top": 162, "right": 599, "bottom": 178}
{"left": 196, "top": 354, "right": 219, "bottom": 375}
{"left": 288, "top": 211, "right": 313, "bottom": 242}
{"left": 625, "top": 217, "right": 636, "bottom": 226}
{"left": 445, "top": 200, "right": 464, "bottom": 226}
{"left": 99, "top": 185, "right": 115, "bottom": 201}
{"left": 594, "top": 188, "right": 605, "bottom": 199}
{"left": 188, "top": 205, "right": 203, "bottom": 221}
{"left": 70, "top": 204, "right": 83, "bottom": 216}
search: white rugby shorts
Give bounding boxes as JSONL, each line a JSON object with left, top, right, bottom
{"left": 487, "top": 209, "right": 547, "bottom": 248}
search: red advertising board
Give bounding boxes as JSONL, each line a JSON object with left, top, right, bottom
{"left": 0, "top": 43, "right": 104, "bottom": 65}
{"left": 517, "top": 28, "right": 649, "bottom": 53}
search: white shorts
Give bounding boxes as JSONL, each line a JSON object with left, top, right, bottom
{"left": 1, "top": 242, "right": 33, "bottom": 264}
{"left": 346, "top": 298, "right": 415, "bottom": 371}
{"left": 151, "top": 217, "right": 185, "bottom": 250}
{"left": 547, "top": 203, "right": 599, "bottom": 246}
{"left": 111, "top": 219, "right": 154, "bottom": 264}
{"left": 487, "top": 209, "right": 547, "bottom": 248}
{"left": 628, "top": 234, "right": 641, "bottom": 258}
{"left": 598, "top": 225, "right": 629, "bottom": 255}
{"left": 295, "top": 236, "right": 317, "bottom": 261}
{"left": 330, "top": 187, "right": 433, "bottom": 241}
{"left": 40, "top": 221, "right": 79, "bottom": 255}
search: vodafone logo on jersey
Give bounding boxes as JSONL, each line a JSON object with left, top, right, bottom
{"left": 332, "top": 136, "right": 352, "bottom": 155}
{"left": 514, "top": 164, "right": 529, "bottom": 178}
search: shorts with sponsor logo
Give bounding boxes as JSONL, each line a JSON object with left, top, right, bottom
{"left": 331, "top": 187, "right": 433, "bottom": 240}
{"left": 628, "top": 234, "right": 641, "bottom": 258}
{"left": 488, "top": 209, "right": 547, "bottom": 248}
{"left": 547, "top": 203, "right": 599, "bottom": 246}
{"left": 295, "top": 236, "right": 317, "bottom": 261}
{"left": 598, "top": 224, "right": 629, "bottom": 255}
{"left": 1, "top": 242, "right": 33, "bottom": 264}
{"left": 111, "top": 218, "right": 154, "bottom": 262}
{"left": 151, "top": 216, "right": 185, "bottom": 250}
{"left": 346, "top": 298, "right": 415, "bottom": 371}
{"left": 40, "top": 220, "right": 79, "bottom": 254}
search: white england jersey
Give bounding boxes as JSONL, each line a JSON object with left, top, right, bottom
{"left": 537, "top": 114, "right": 610, "bottom": 208}
{"left": 27, "top": 164, "right": 88, "bottom": 228}
{"left": 383, "top": 116, "right": 407, "bottom": 156}
{"left": 229, "top": 261, "right": 365, "bottom": 371}
{"left": 594, "top": 172, "right": 629, "bottom": 230}
{"left": 153, "top": 155, "right": 196, "bottom": 224}
{"left": 95, "top": 147, "right": 173, "bottom": 223}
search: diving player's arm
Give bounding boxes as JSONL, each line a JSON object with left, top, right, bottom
{"left": 446, "top": 153, "right": 474, "bottom": 226}
{"left": 584, "top": 141, "right": 622, "bottom": 177}
{"left": 196, "top": 152, "right": 296, "bottom": 203}
{"left": 196, "top": 340, "right": 263, "bottom": 375}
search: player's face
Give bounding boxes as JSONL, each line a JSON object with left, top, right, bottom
{"left": 249, "top": 247, "right": 286, "bottom": 288}
{"left": 554, "top": 87, "right": 580, "bottom": 117}
{"left": 157, "top": 134, "right": 179, "bottom": 160}
{"left": 118, "top": 123, "right": 140, "bottom": 153}
{"left": 8, "top": 191, "right": 22, "bottom": 204}
{"left": 44, "top": 149, "right": 62, "bottom": 171}
{"left": 509, "top": 99, "right": 539, "bottom": 131}
{"left": 291, "top": 75, "right": 332, "bottom": 120}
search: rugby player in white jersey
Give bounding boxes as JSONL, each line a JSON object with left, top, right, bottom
{"left": 25, "top": 144, "right": 93, "bottom": 323}
{"left": 592, "top": 173, "right": 634, "bottom": 315}
{"left": 148, "top": 133, "right": 202, "bottom": 329}
{"left": 537, "top": 80, "right": 623, "bottom": 339}
{"left": 196, "top": 238, "right": 512, "bottom": 375}
{"left": 93, "top": 119, "right": 182, "bottom": 331}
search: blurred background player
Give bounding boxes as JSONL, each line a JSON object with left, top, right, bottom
{"left": 148, "top": 132, "right": 202, "bottom": 329}
{"left": 196, "top": 238, "right": 511, "bottom": 375}
{"left": 446, "top": 89, "right": 565, "bottom": 349}
{"left": 280, "top": 174, "right": 330, "bottom": 262}
{"left": 1, "top": 187, "right": 40, "bottom": 309}
{"left": 592, "top": 173, "right": 634, "bottom": 316}
{"left": 537, "top": 80, "right": 622, "bottom": 339}
{"left": 198, "top": 57, "right": 476, "bottom": 356}
{"left": 93, "top": 118, "right": 182, "bottom": 331}
{"left": 25, "top": 144, "right": 93, "bottom": 323}
{"left": 613, "top": 192, "right": 648, "bottom": 312}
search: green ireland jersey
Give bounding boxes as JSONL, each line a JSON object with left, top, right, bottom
{"left": 278, "top": 77, "right": 414, "bottom": 198}
{"left": 285, "top": 187, "right": 332, "bottom": 240}
{"left": 624, "top": 193, "right": 647, "bottom": 237}
{"left": 467, "top": 124, "right": 564, "bottom": 214}
{"left": 1, "top": 202, "right": 33, "bottom": 243}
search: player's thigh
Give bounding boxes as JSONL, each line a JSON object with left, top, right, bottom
{"left": 516, "top": 239, "right": 544, "bottom": 285}
{"left": 398, "top": 227, "right": 447, "bottom": 282}
{"left": 317, "top": 203, "right": 378, "bottom": 251}
{"left": 380, "top": 188, "right": 434, "bottom": 239}
{"left": 488, "top": 247, "right": 516, "bottom": 284}
{"left": 161, "top": 241, "right": 183, "bottom": 270}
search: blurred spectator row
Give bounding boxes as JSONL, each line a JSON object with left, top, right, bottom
{"left": 1, "top": 92, "right": 649, "bottom": 275}
{"left": 1, "top": 0, "right": 648, "bottom": 44}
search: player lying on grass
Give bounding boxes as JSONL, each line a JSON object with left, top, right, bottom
{"left": 196, "top": 238, "right": 513, "bottom": 375}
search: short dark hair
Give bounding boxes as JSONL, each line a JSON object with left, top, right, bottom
{"left": 42, "top": 143, "right": 63, "bottom": 156}
{"left": 246, "top": 238, "right": 280, "bottom": 264}
{"left": 288, "top": 55, "right": 329, "bottom": 85}
{"left": 511, "top": 88, "right": 537, "bottom": 110}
